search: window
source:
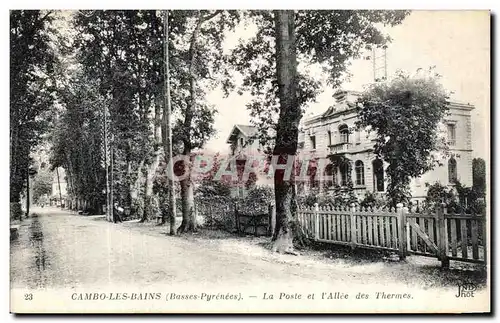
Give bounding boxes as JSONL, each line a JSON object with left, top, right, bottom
{"left": 355, "top": 131, "right": 361, "bottom": 144}
{"left": 239, "top": 137, "right": 245, "bottom": 147}
{"left": 447, "top": 124, "right": 456, "bottom": 146}
{"left": 340, "top": 162, "right": 350, "bottom": 186}
{"left": 339, "top": 124, "right": 349, "bottom": 143}
{"left": 355, "top": 160, "right": 365, "bottom": 186}
{"left": 310, "top": 135, "right": 316, "bottom": 150}
{"left": 373, "top": 159, "right": 384, "bottom": 192}
{"left": 309, "top": 168, "right": 318, "bottom": 188}
{"left": 448, "top": 158, "right": 457, "bottom": 183}
{"left": 325, "top": 164, "right": 335, "bottom": 188}
{"left": 327, "top": 131, "right": 332, "bottom": 146}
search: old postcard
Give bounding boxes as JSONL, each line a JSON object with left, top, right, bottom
{"left": 9, "top": 9, "right": 490, "bottom": 314}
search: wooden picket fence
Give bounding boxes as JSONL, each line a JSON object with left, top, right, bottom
{"left": 297, "top": 203, "right": 487, "bottom": 267}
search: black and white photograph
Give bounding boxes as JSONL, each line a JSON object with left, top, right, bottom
{"left": 9, "top": 8, "right": 490, "bottom": 314}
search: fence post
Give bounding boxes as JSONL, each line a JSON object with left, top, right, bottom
{"left": 350, "top": 203, "right": 356, "bottom": 249}
{"left": 437, "top": 203, "right": 450, "bottom": 269}
{"left": 482, "top": 208, "right": 487, "bottom": 266}
{"left": 397, "top": 203, "right": 407, "bottom": 261}
{"left": 234, "top": 202, "right": 240, "bottom": 234}
{"left": 314, "top": 203, "right": 319, "bottom": 240}
{"left": 268, "top": 203, "right": 276, "bottom": 237}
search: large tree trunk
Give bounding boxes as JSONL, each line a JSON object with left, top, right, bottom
{"left": 142, "top": 95, "right": 162, "bottom": 223}
{"left": 176, "top": 12, "right": 203, "bottom": 234}
{"left": 272, "top": 10, "right": 300, "bottom": 254}
{"left": 162, "top": 10, "right": 176, "bottom": 235}
{"left": 177, "top": 176, "right": 196, "bottom": 233}
{"left": 131, "top": 159, "right": 145, "bottom": 221}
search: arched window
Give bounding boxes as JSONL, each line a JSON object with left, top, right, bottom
{"left": 309, "top": 162, "right": 318, "bottom": 188}
{"left": 325, "top": 164, "right": 335, "bottom": 188}
{"left": 339, "top": 124, "right": 349, "bottom": 143}
{"left": 340, "top": 161, "right": 350, "bottom": 186}
{"left": 372, "top": 159, "right": 384, "bottom": 192}
{"left": 448, "top": 158, "right": 457, "bottom": 183}
{"left": 355, "top": 160, "right": 365, "bottom": 186}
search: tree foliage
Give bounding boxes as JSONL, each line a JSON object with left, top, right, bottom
{"left": 356, "top": 69, "right": 450, "bottom": 206}
{"left": 50, "top": 72, "right": 107, "bottom": 213}
{"left": 227, "top": 10, "right": 409, "bottom": 252}
{"left": 424, "top": 180, "right": 485, "bottom": 214}
{"left": 472, "top": 157, "right": 486, "bottom": 195}
{"left": 227, "top": 10, "right": 409, "bottom": 150}
{"left": 10, "top": 10, "right": 58, "bottom": 206}
{"left": 72, "top": 11, "right": 161, "bottom": 213}
{"left": 32, "top": 168, "right": 53, "bottom": 204}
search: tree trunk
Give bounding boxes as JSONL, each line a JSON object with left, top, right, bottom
{"left": 272, "top": 10, "right": 300, "bottom": 254}
{"left": 25, "top": 168, "right": 30, "bottom": 218}
{"left": 132, "top": 159, "right": 146, "bottom": 221}
{"left": 177, "top": 177, "right": 196, "bottom": 233}
{"left": 176, "top": 12, "right": 203, "bottom": 234}
{"left": 142, "top": 94, "right": 162, "bottom": 223}
{"left": 125, "top": 141, "right": 133, "bottom": 208}
{"left": 143, "top": 151, "right": 160, "bottom": 222}
{"left": 162, "top": 10, "right": 176, "bottom": 235}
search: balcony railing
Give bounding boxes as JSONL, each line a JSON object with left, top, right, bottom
{"left": 328, "top": 142, "right": 352, "bottom": 154}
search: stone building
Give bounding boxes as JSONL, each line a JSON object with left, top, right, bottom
{"left": 298, "top": 89, "right": 474, "bottom": 201}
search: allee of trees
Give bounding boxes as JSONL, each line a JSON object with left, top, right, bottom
{"left": 10, "top": 10, "right": 59, "bottom": 219}
{"left": 15, "top": 10, "right": 478, "bottom": 255}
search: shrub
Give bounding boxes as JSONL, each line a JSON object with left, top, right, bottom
{"left": 359, "top": 192, "right": 388, "bottom": 209}
{"left": 423, "top": 180, "right": 485, "bottom": 214}
{"left": 246, "top": 185, "right": 274, "bottom": 204}
{"left": 297, "top": 182, "right": 358, "bottom": 208}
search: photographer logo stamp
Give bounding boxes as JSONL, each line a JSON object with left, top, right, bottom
{"left": 456, "top": 284, "right": 477, "bottom": 298}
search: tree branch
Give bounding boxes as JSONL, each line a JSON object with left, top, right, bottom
{"left": 201, "top": 10, "right": 223, "bottom": 23}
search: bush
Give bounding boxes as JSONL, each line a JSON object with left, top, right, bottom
{"left": 359, "top": 192, "right": 388, "bottom": 209}
{"left": 246, "top": 185, "right": 274, "bottom": 204}
{"left": 297, "top": 182, "right": 358, "bottom": 208}
{"left": 423, "top": 180, "right": 485, "bottom": 214}
{"left": 195, "top": 178, "right": 232, "bottom": 198}
{"left": 196, "top": 196, "right": 235, "bottom": 230}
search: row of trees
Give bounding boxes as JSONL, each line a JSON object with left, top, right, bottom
{"left": 10, "top": 11, "right": 59, "bottom": 219}
{"left": 14, "top": 10, "right": 482, "bottom": 254}
{"left": 46, "top": 11, "right": 241, "bottom": 233}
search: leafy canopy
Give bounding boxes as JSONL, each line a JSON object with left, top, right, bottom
{"left": 227, "top": 10, "right": 410, "bottom": 149}
{"left": 356, "top": 69, "right": 450, "bottom": 205}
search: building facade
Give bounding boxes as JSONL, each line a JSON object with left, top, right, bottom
{"left": 298, "top": 90, "right": 474, "bottom": 201}
{"left": 225, "top": 124, "right": 271, "bottom": 198}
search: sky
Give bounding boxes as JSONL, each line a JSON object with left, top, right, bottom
{"left": 205, "top": 10, "right": 490, "bottom": 159}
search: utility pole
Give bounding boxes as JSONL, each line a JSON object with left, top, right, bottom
{"left": 163, "top": 10, "right": 176, "bottom": 234}
{"left": 103, "top": 104, "right": 111, "bottom": 221}
{"left": 110, "top": 133, "right": 115, "bottom": 222}
{"left": 25, "top": 168, "right": 30, "bottom": 218}
{"left": 56, "top": 167, "right": 63, "bottom": 207}
{"left": 372, "top": 45, "right": 388, "bottom": 82}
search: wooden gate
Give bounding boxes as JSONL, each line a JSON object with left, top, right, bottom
{"left": 403, "top": 205, "right": 487, "bottom": 267}
{"left": 405, "top": 213, "right": 440, "bottom": 258}
{"left": 297, "top": 203, "right": 487, "bottom": 268}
